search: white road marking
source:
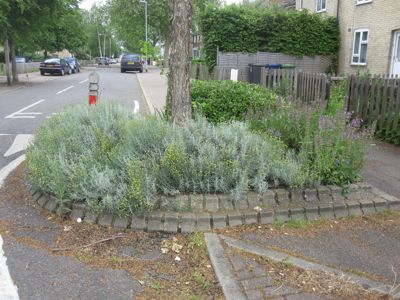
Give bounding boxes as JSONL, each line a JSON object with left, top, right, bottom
{"left": 4, "top": 134, "right": 33, "bottom": 157}
{"left": 0, "top": 134, "right": 11, "bottom": 136}
{"left": 0, "top": 235, "right": 19, "bottom": 300}
{"left": 0, "top": 155, "right": 25, "bottom": 300}
{"left": 133, "top": 100, "right": 140, "bottom": 114}
{"left": 0, "top": 154, "right": 25, "bottom": 187}
{"left": 5, "top": 99, "right": 45, "bottom": 119}
{"left": 56, "top": 85, "right": 74, "bottom": 94}
{"left": 79, "top": 79, "right": 88, "bottom": 84}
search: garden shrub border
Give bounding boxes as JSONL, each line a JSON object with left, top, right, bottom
{"left": 26, "top": 183, "right": 400, "bottom": 233}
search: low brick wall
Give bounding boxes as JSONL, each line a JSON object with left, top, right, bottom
{"left": 26, "top": 183, "right": 400, "bottom": 233}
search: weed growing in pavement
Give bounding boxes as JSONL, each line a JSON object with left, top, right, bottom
{"left": 26, "top": 102, "right": 306, "bottom": 216}
{"left": 193, "top": 272, "right": 210, "bottom": 290}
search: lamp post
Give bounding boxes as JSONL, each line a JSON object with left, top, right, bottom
{"left": 139, "top": 0, "right": 148, "bottom": 72}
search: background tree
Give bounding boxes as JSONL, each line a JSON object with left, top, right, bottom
{"left": 168, "top": 0, "right": 193, "bottom": 124}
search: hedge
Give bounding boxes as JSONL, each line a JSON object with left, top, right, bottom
{"left": 200, "top": 5, "right": 340, "bottom": 70}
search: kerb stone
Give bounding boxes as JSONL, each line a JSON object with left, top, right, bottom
{"left": 234, "top": 196, "right": 249, "bottom": 210}
{"left": 204, "top": 194, "right": 219, "bottom": 212}
{"left": 131, "top": 214, "right": 147, "bottom": 231}
{"left": 113, "top": 217, "right": 130, "bottom": 229}
{"left": 175, "top": 195, "right": 189, "bottom": 211}
{"left": 359, "top": 199, "right": 376, "bottom": 215}
{"left": 180, "top": 213, "right": 196, "bottom": 233}
{"left": 196, "top": 213, "right": 211, "bottom": 231}
{"left": 373, "top": 198, "right": 388, "bottom": 212}
{"left": 32, "top": 191, "right": 42, "bottom": 202}
{"left": 290, "top": 190, "right": 304, "bottom": 203}
{"left": 290, "top": 208, "right": 306, "bottom": 221}
{"left": 228, "top": 211, "right": 243, "bottom": 227}
{"left": 84, "top": 212, "right": 99, "bottom": 224}
{"left": 71, "top": 204, "right": 85, "bottom": 221}
{"left": 328, "top": 185, "right": 346, "bottom": 203}
{"left": 44, "top": 198, "right": 57, "bottom": 213}
{"left": 305, "top": 207, "right": 320, "bottom": 222}
{"left": 275, "top": 189, "right": 290, "bottom": 205}
{"left": 274, "top": 209, "right": 289, "bottom": 223}
{"left": 243, "top": 210, "right": 258, "bottom": 224}
{"left": 334, "top": 204, "right": 349, "bottom": 219}
{"left": 304, "top": 188, "right": 319, "bottom": 203}
{"left": 190, "top": 194, "right": 204, "bottom": 211}
{"left": 319, "top": 204, "right": 334, "bottom": 220}
{"left": 218, "top": 194, "right": 234, "bottom": 211}
{"left": 317, "top": 186, "right": 333, "bottom": 203}
{"left": 163, "top": 212, "right": 179, "bottom": 233}
{"left": 98, "top": 214, "right": 114, "bottom": 227}
{"left": 260, "top": 210, "right": 274, "bottom": 224}
{"left": 212, "top": 212, "right": 227, "bottom": 229}
{"left": 346, "top": 201, "right": 363, "bottom": 217}
{"left": 147, "top": 212, "right": 164, "bottom": 232}
{"left": 247, "top": 192, "right": 261, "bottom": 210}
{"left": 260, "top": 190, "right": 276, "bottom": 208}
{"left": 37, "top": 194, "right": 49, "bottom": 208}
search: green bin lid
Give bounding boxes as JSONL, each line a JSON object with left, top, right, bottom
{"left": 281, "top": 64, "right": 295, "bottom": 69}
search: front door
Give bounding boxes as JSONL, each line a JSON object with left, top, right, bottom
{"left": 391, "top": 31, "right": 400, "bottom": 76}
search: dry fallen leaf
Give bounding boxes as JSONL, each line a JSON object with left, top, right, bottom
{"left": 172, "top": 242, "right": 183, "bottom": 253}
{"left": 175, "top": 256, "right": 181, "bottom": 262}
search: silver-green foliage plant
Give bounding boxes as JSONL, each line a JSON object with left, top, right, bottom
{"left": 26, "top": 102, "right": 304, "bottom": 215}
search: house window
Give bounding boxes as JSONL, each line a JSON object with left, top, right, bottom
{"left": 356, "top": 0, "right": 372, "bottom": 5}
{"left": 315, "top": 0, "right": 326, "bottom": 12}
{"left": 352, "top": 29, "right": 369, "bottom": 65}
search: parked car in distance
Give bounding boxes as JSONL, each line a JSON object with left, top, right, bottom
{"left": 39, "top": 58, "right": 72, "bottom": 76}
{"left": 98, "top": 57, "right": 109, "bottom": 65}
{"left": 121, "top": 53, "right": 143, "bottom": 73}
{"left": 109, "top": 58, "right": 117, "bottom": 64}
{"left": 15, "top": 57, "right": 26, "bottom": 63}
{"left": 64, "top": 57, "right": 80, "bottom": 73}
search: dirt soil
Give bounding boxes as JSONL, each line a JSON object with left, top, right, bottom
{"left": 0, "top": 163, "right": 224, "bottom": 300}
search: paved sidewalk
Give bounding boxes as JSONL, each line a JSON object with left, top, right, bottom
{"left": 362, "top": 140, "right": 400, "bottom": 198}
{"left": 136, "top": 66, "right": 167, "bottom": 115}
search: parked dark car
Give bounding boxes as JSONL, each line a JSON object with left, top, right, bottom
{"left": 98, "top": 57, "right": 109, "bottom": 65}
{"left": 121, "top": 53, "right": 143, "bottom": 73}
{"left": 65, "top": 57, "right": 80, "bottom": 73}
{"left": 40, "top": 58, "right": 72, "bottom": 76}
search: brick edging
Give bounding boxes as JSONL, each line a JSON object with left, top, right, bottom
{"left": 25, "top": 183, "right": 400, "bottom": 233}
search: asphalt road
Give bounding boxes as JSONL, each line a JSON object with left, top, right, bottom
{"left": 0, "top": 66, "right": 146, "bottom": 300}
{"left": 0, "top": 66, "right": 144, "bottom": 171}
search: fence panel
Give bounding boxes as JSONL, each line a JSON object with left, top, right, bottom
{"left": 347, "top": 75, "right": 400, "bottom": 133}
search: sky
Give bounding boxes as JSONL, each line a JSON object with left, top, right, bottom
{"left": 79, "top": 0, "right": 242, "bottom": 10}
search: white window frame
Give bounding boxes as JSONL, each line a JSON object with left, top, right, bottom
{"left": 351, "top": 29, "right": 369, "bottom": 66}
{"left": 315, "top": 0, "right": 326, "bottom": 13}
{"left": 356, "top": 0, "right": 372, "bottom": 5}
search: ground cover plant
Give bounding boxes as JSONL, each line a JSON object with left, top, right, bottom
{"left": 26, "top": 102, "right": 305, "bottom": 216}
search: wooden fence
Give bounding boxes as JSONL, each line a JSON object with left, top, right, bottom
{"left": 190, "top": 63, "right": 249, "bottom": 82}
{"left": 347, "top": 75, "right": 400, "bottom": 133}
{"left": 260, "top": 68, "right": 330, "bottom": 103}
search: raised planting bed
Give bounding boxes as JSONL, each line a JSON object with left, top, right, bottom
{"left": 26, "top": 182, "right": 400, "bottom": 233}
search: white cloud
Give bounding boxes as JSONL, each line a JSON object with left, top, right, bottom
{"left": 79, "top": 0, "right": 104, "bottom": 10}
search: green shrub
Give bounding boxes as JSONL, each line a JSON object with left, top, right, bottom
{"left": 190, "top": 79, "right": 278, "bottom": 123}
{"left": 26, "top": 102, "right": 305, "bottom": 216}
{"left": 248, "top": 103, "right": 372, "bottom": 186}
{"left": 326, "top": 79, "right": 348, "bottom": 116}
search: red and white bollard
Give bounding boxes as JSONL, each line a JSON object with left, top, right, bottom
{"left": 88, "top": 71, "right": 99, "bottom": 106}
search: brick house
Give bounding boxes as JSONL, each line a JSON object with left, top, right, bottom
{"left": 296, "top": 0, "right": 400, "bottom": 76}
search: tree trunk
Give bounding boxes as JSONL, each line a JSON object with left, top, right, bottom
{"left": 4, "top": 38, "right": 12, "bottom": 86}
{"left": 167, "top": 0, "right": 193, "bottom": 125}
{"left": 10, "top": 40, "right": 19, "bottom": 83}
{"left": 44, "top": 50, "right": 48, "bottom": 59}
{"left": 164, "top": 37, "right": 170, "bottom": 68}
